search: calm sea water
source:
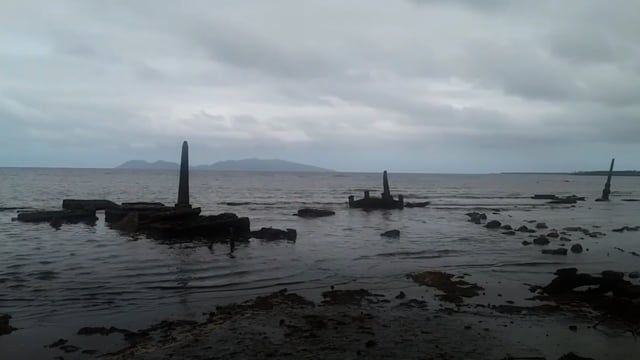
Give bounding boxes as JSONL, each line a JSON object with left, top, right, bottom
{"left": 1, "top": 168, "right": 639, "bottom": 357}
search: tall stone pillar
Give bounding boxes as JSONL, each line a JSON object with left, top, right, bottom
{"left": 382, "top": 170, "right": 391, "bottom": 200}
{"left": 176, "top": 141, "right": 191, "bottom": 208}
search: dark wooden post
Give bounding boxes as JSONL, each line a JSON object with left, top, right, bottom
{"left": 176, "top": 141, "right": 191, "bottom": 208}
{"left": 600, "top": 158, "right": 615, "bottom": 201}
{"left": 364, "top": 190, "right": 370, "bottom": 199}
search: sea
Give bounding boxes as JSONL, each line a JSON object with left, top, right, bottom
{"left": 1, "top": 168, "right": 639, "bottom": 358}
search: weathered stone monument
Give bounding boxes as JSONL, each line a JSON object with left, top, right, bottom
{"left": 349, "top": 171, "right": 404, "bottom": 210}
{"left": 382, "top": 170, "right": 392, "bottom": 200}
{"left": 176, "top": 141, "right": 191, "bottom": 208}
{"left": 597, "top": 158, "right": 615, "bottom": 202}
{"left": 14, "top": 140, "right": 307, "bottom": 243}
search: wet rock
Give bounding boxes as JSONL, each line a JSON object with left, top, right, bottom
{"left": 549, "top": 197, "right": 580, "bottom": 204}
{"left": 532, "top": 194, "right": 558, "bottom": 200}
{"left": 485, "top": 220, "right": 501, "bottom": 229}
{"left": 533, "top": 236, "right": 550, "bottom": 245}
{"left": 365, "top": 339, "right": 377, "bottom": 348}
{"left": 60, "top": 345, "right": 80, "bottom": 353}
{"left": 214, "top": 290, "right": 314, "bottom": 319}
{"left": 321, "top": 289, "right": 378, "bottom": 305}
{"left": 558, "top": 352, "right": 594, "bottom": 360}
{"left": 501, "top": 224, "right": 512, "bottom": 230}
{"left": 521, "top": 240, "right": 532, "bottom": 246}
{"left": 407, "top": 271, "right": 483, "bottom": 304}
{"left": 16, "top": 209, "right": 97, "bottom": 224}
{"left": 568, "top": 325, "right": 578, "bottom": 332}
{"left": 491, "top": 304, "right": 560, "bottom": 315}
{"left": 0, "top": 314, "right": 15, "bottom": 336}
{"left": 517, "top": 225, "right": 536, "bottom": 233}
{"left": 555, "top": 268, "right": 578, "bottom": 277}
{"left": 78, "top": 326, "right": 132, "bottom": 336}
{"left": 405, "top": 201, "right": 430, "bottom": 208}
{"left": 547, "top": 232, "right": 559, "bottom": 238}
{"left": 295, "top": 208, "right": 335, "bottom": 218}
{"left": 251, "top": 227, "right": 297, "bottom": 241}
{"left": 601, "top": 270, "right": 624, "bottom": 281}
{"left": 544, "top": 268, "right": 634, "bottom": 296}
{"left": 542, "top": 248, "right": 567, "bottom": 256}
{"left": 47, "top": 339, "right": 68, "bottom": 348}
{"left": 502, "top": 230, "right": 516, "bottom": 235}
{"left": 536, "top": 222, "right": 548, "bottom": 229}
{"left": 559, "top": 237, "right": 572, "bottom": 242}
{"left": 395, "top": 291, "right": 406, "bottom": 299}
{"left": 564, "top": 226, "right": 584, "bottom": 232}
{"left": 62, "top": 199, "right": 120, "bottom": 210}
{"left": 629, "top": 272, "right": 640, "bottom": 279}
{"left": 380, "top": 229, "right": 400, "bottom": 238}
{"left": 570, "top": 244, "right": 583, "bottom": 253}
{"left": 466, "top": 212, "right": 486, "bottom": 224}
{"left": 82, "top": 349, "right": 99, "bottom": 355}
{"left": 612, "top": 225, "right": 640, "bottom": 233}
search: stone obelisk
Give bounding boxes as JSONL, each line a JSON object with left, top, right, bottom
{"left": 176, "top": 141, "right": 191, "bottom": 208}
{"left": 382, "top": 170, "right": 391, "bottom": 200}
{"left": 599, "top": 158, "right": 615, "bottom": 201}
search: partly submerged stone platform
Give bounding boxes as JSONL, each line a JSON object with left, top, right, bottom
{"left": 16, "top": 209, "right": 98, "bottom": 224}
{"left": 107, "top": 205, "right": 250, "bottom": 241}
{"left": 13, "top": 141, "right": 272, "bottom": 243}
{"left": 348, "top": 171, "right": 404, "bottom": 210}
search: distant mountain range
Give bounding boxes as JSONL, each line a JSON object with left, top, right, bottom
{"left": 116, "top": 158, "right": 331, "bottom": 172}
{"left": 116, "top": 160, "right": 179, "bottom": 170}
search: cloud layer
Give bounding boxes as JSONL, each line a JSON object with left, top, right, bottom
{"left": 1, "top": 0, "right": 639, "bottom": 172}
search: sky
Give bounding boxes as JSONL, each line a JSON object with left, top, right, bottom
{"left": 1, "top": 0, "right": 639, "bottom": 173}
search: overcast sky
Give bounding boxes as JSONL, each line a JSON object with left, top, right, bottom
{"left": 1, "top": 1, "right": 639, "bottom": 172}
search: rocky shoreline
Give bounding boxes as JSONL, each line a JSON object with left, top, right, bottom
{"left": 32, "top": 263, "right": 638, "bottom": 360}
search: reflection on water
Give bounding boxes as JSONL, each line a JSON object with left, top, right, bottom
{"left": 1, "top": 169, "right": 639, "bottom": 356}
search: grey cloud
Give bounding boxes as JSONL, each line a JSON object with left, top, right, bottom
{"left": 409, "top": 0, "right": 510, "bottom": 11}
{"left": 1, "top": 0, "right": 639, "bottom": 171}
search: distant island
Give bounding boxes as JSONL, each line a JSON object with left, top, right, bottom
{"left": 116, "top": 158, "right": 332, "bottom": 172}
{"left": 571, "top": 170, "right": 640, "bottom": 176}
{"left": 116, "top": 160, "right": 179, "bottom": 170}
{"left": 501, "top": 170, "right": 639, "bottom": 176}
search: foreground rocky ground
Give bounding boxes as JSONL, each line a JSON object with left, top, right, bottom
{"left": 41, "top": 268, "right": 636, "bottom": 360}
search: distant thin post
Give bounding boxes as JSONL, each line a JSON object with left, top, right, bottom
{"left": 600, "top": 158, "right": 615, "bottom": 201}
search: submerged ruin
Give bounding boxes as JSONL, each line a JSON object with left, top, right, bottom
{"left": 348, "top": 171, "right": 404, "bottom": 210}
{"left": 15, "top": 141, "right": 251, "bottom": 242}
{"left": 596, "top": 158, "right": 615, "bottom": 201}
